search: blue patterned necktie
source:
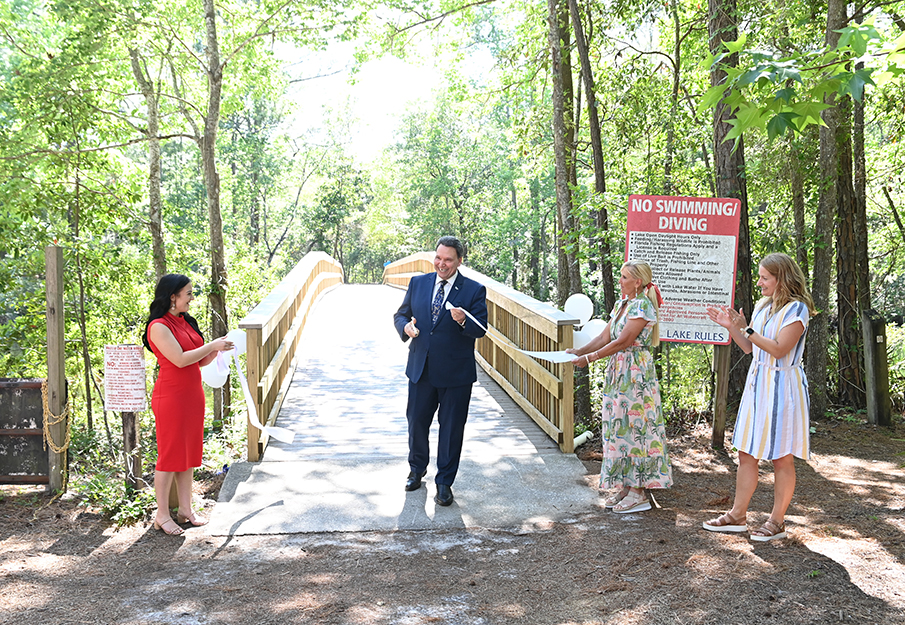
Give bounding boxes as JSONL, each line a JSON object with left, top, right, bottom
{"left": 431, "top": 280, "right": 447, "bottom": 325}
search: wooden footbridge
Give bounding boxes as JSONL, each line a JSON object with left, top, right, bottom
{"left": 239, "top": 252, "right": 581, "bottom": 463}
{"left": 208, "top": 252, "right": 595, "bottom": 535}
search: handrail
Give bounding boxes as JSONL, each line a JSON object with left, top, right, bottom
{"left": 382, "top": 252, "right": 579, "bottom": 452}
{"left": 239, "top": 251, "right": 344, "bottom": 461}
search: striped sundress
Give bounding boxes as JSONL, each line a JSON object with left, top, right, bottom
{"left": 732, "top": 299, "right": 811, "bottom": 460}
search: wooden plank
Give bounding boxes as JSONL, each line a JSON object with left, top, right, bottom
{"left": 44, "top": 245, "right": 66, "bottom": 492}
{"left": 246, "top": 327, "right": 263, "bottom": 461}
{"left": 476, "top": 353, "right": 563, "bottom": 444}
{"left": 483, "top": 327, "right": 561, "bottom": 395}
{"left": 558, "top": 324, "right": 574, "bottom": 453}
{"left": 0, "top": 475, "right": 49, "bottom": 484}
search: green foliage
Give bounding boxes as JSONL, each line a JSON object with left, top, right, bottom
{"left": 699, "top": 17, "right": 905, "bottom": 145}
{"left": 659, "top": 344, "right": 714, "bottom": 417}
{"left": 74, "top": 470, "right": 156, "bottom": 527}
{"left": 887, "top": 323, "right": 905, "bottom": 413}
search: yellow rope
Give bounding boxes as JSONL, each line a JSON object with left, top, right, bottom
{"left": 41, "top": 379, "right": 71, "bottom": 454}
{"left": 40, "top": 378, "right": 71, "bottom": 499}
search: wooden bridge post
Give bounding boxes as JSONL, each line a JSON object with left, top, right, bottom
{"left": 246, "top": 327, "right": 263, "bottom": 461}
{"left": 45, "top": 245, "right": 67, "bottom": 493}
{"left": 861, "top": 309, "right": 892, "bottom": 427}
{"left": 559, "top": 324, "right": 574, "bottom": 453}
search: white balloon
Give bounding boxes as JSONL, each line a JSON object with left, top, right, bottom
{"left": 572, "top": 329, "right": 593, "bottom": 349}
{"left": 564, "top": 293, "right": 594, "bottom": 326}
{"left": 201, "top": 362, "right": 228, "bottom": 388}
{"left": 201, "top": 353, "right": 230, "bottom": 388}
{"left": 226, "top": 328, "right": 247, "bottom": 355}
{"left": 583, "top": 318, "right": 608, "bottom": 339}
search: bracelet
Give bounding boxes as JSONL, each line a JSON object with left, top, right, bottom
{"left": 585, "top": 354, "right": 590, "bottom": 366}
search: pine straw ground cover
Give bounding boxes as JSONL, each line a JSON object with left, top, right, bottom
{"left": 0, "top": 418, "right": 903, "bottom": 625}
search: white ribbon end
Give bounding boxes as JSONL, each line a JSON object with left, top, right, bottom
{"left": 264, "top": 427, "right": 295, "bottom": 444}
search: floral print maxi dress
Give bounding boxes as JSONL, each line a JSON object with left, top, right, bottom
{"left": 599, "top": 295, "right": 673, "bottom": 490}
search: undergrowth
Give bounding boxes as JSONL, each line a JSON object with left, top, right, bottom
{"left": 68, "top": 402, "right": 247, "bottom": 527}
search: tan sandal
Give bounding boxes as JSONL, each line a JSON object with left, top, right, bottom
{"left": 603, "top": 487, "right": 630, "bottom": 509}
{"left": 702, "top": 512, "right": 747, "bottom": 533}
{"left": 612, "top": 490, "right": 651, "bottom": 514}
{"left": 176, "top": 511, "right": 208, "bottom": 527}
{"left": 153, "top": 518, "right": 184, "bottom": 536}
{"left": 750, "top": 519, "right": 786, "bottom": 541}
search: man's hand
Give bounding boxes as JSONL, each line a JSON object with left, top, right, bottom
{"left": 405, "top": 317, "right": 420, "bottom": 338}
{"left": 449, "top": 306, "right": 466, "bottom": 326}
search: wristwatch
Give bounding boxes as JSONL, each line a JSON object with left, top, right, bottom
{"left": 744, "top": 326, "right": 755, "bottom": 336}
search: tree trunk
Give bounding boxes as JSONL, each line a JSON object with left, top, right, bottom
{"left": 202, "top": 0, "right": 230, "bottom": 427}
{"left": 664, "top": 0, "right": 680, "bottom": 195}
{"left": 547, "top": 0, "right": 575, "bottom": 307}
{"left": 511, "top": 185, "right": 519, "bottom": 288}
{"left": 709, "top": 0, "right": 753, "bottom": 407}
{"left": 854, "top": 31, "right": 870, "bottom": 315}
{"left": 129, "top": 49, "right": 166, "bottom": 280}
{"left": 69, "top": 163, "right": 94, "bottom": 432}
{"left": 789, "top": 142, "right": 809, "bottom": 280}
{"left": 529, "top": 178, "right": 541, "bottom": 299}
{"left": 809, "top": 0, "right": 847, "bottom": 420}
{"left": 551, "top": 0, "right": 589, "bottom": 425}
{"left": 835, "top": 95, "right": 864, "bottom": 409}
{"left": 568, "top": 0, "right": 614, "bottom": 312}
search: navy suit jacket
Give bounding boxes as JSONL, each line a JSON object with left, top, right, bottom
{"left": 393, "top": 271, "right": 488, "bottom": 388}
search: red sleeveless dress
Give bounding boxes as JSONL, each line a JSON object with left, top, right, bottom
{"left": 149, "top": 314, "right": 205, "bottom": 472}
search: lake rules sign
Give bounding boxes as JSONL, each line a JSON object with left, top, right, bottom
{"left": 625, "top": 194, "right": 741, "bottom": 345}
{"left": 104, "top": 344, "right": 147, "bottom": 411}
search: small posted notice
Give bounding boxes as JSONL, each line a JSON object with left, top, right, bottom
{"left": 625, "top": 195, "right": 741, "bottom": 345}
{"left": 104, "top": 344, "right": 147, "bottom": 411}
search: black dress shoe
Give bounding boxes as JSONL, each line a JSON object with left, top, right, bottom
{"left": 435, "top": 484, "right": 454, "bottom": 506}
{"left": 405, "top": 469, "right": 426, "bottom": 491}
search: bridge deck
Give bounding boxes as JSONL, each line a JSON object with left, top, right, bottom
{"left": 209, "top": 284, "right": 598, "bottom": 535}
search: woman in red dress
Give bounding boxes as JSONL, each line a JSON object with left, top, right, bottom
{"left": 142, "top": 274, "right": 233, "bottom": 535}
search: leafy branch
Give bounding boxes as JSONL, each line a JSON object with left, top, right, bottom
{"left": 698, "top": 19, "right": 905, "bottom": 145}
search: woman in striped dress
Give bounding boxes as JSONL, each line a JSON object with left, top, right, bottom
{"left": 703, "top": 253, "right": 814, "bottom": 541}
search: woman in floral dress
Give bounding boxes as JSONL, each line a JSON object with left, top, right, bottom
{"left": 569, "top": 260, "right": 673, "bottom": 513}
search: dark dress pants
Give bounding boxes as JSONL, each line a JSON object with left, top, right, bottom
{"left": 406, "top": 374, "right": 473, "bottom": 486}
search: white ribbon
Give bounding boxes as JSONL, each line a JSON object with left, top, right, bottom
{"left": 201, "top": 330, "right": 295, "bottom": 445}
{"left": 231, "top": 350, "right": 295, "bottom": 444}
{"left": 445, "top": 301, "right": 581, "bottom": 364}
{"left": 445, "top": 300, "right": 488, "bottom": 332}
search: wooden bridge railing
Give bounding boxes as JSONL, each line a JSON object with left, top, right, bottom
{"left": 239, "top": 252, "right": 344, "bottom": 461}
{"left": 382, "top": 253, "right": 579, "bottom": 452}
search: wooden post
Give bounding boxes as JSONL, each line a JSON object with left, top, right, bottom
{"left": 861, "top": 309, "right": 892, "bottom": 427}
{"left": 559, "top": 323, "right": 574, "bottom": 453}
{"left": 246, "top": 327, "right": 263, "bottom": 461}
{"left": 121, "top": 411, "right": 143, "bottom": 489}
{"left": 45, "top": 245, "right": 67, "bottom": 493}
{"left": 712, "top": 344, "right": 731, "bottom": 449}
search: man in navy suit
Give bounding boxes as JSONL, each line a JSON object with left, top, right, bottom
{"left": 393, "top": 236, "right": 488, "bottom": 506}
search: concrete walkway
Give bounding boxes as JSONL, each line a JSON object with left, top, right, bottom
{"left": 208, "top": 284, "right": 599, "bottom": 536}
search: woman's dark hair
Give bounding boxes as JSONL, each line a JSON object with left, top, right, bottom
{"left": 142, "top": 273, "right": 204, "bottom": 351}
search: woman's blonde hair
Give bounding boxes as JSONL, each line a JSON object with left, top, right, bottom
{"left": 623, "top": 260, "right": 660, "bottom": 346}
{"left": 758, "top": 252, "right": 815, "bottom": 315}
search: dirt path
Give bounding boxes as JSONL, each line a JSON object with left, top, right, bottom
{"left": 1, "top": 420, "right": 903, "bottom": 624}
